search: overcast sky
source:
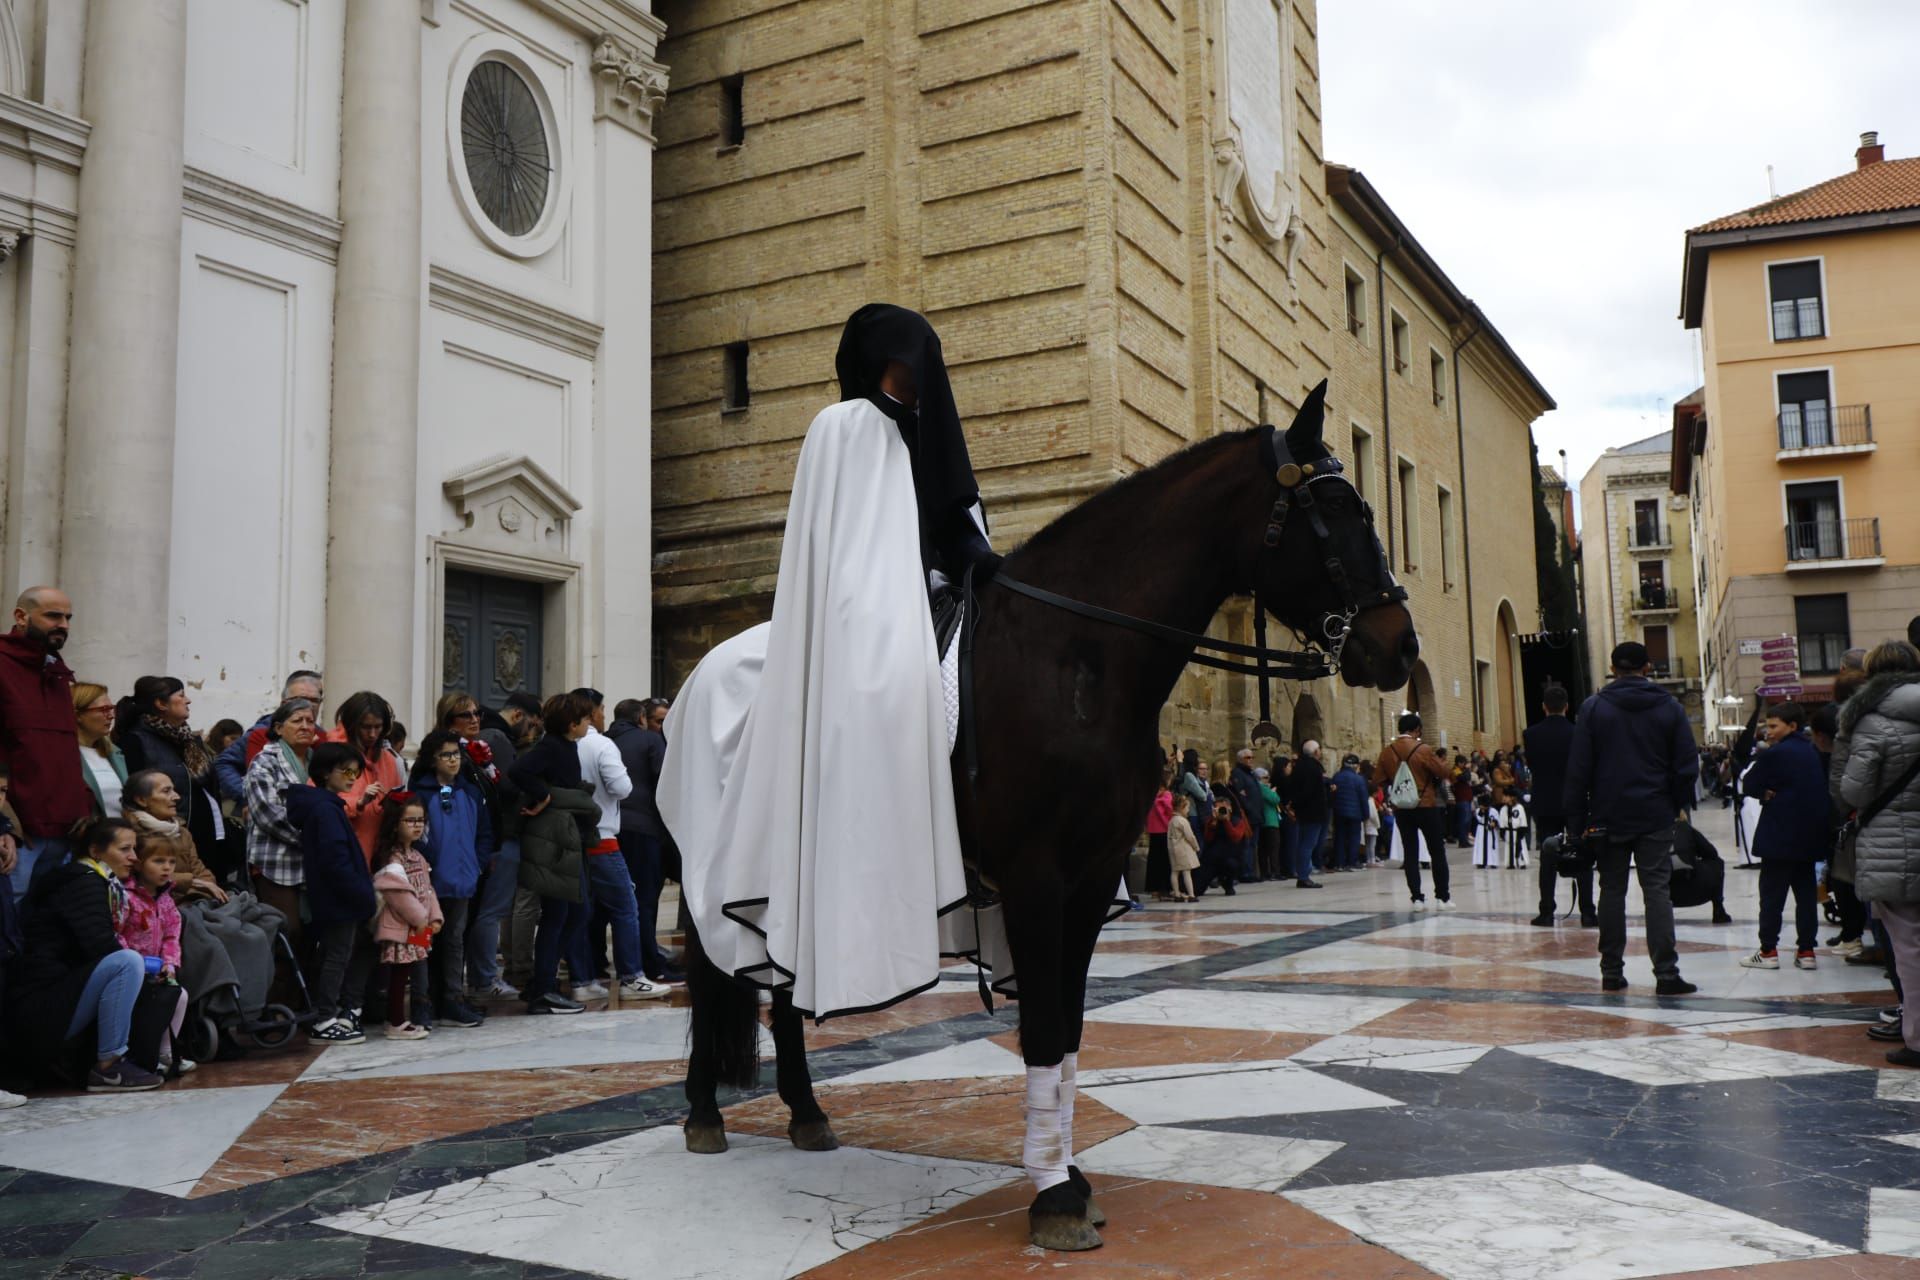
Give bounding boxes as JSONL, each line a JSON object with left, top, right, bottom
{"left": 1317, "top": 0, "right": 1920, "bottom": 503}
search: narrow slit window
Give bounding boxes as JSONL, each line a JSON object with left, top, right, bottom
{"left": 722, "top": 342, "right": 749, "bottom": 411}
{"left": 719, "top": 74, "right": 745, "bottom": 148}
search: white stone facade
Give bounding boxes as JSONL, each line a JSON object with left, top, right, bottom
{"left": 0, "top": 0, "right": 663, "bottom": 728}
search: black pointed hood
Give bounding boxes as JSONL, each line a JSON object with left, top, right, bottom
{"left": 834, "top": 303, "right": 980, "bottom": 526}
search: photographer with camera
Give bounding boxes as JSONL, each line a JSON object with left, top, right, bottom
{"left": 1565, "top": 642, "right": 1699, "bottom": 994}
{"left": 1527, "top": 684, "right": 1595, "bottom": 928}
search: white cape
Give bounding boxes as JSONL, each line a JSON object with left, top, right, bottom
{"left": 659, "top": 398, "right": 980, "bottom": 1018}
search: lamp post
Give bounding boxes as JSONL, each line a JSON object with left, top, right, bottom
{"left": 1716, "top": 694, "right": 1743, "bottom": 738}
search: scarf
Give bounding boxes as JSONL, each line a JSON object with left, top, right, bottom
{"left": 142, "top": 714, "right": 214, "bottom": 779}
{"left": 127, "top": 806, "right": 183, "bottom": 840}
{"left": 79, "top": 856, "right": 129, "bottom": 926}
{"left": 276, "top": 739, "right": 310, "bottom": 784}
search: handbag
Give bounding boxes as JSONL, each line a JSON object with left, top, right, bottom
{"left": 1838, "top": 748, "right": 1920, "bottom": 851}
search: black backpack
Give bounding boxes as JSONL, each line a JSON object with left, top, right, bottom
{"left": 1670, "top": 822, "right": 1725, "bottom": 909}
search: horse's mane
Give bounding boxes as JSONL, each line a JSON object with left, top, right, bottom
{"left": 1009, "top": 427, "right": 1260, "bottom": 561}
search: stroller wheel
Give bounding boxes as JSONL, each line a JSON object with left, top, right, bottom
{"left": 247, "top": 1004, "right": 301, "bottom": 1050}
{"left": 183, "top": 1014, "right": 222, "bottom": 1065}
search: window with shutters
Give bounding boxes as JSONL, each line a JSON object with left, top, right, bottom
{"left": 1767, "top": 259, "right": 1824, "bottom": 341}
{"left": 1794, "top": 593, "right": 1849, "bottom": 675}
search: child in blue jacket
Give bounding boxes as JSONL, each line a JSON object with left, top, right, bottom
{"left": 288, "top": 743, "right": 376, "bottom": 1044}
{"left": 413, "top": 730, "right": 492, "bottom": 1028}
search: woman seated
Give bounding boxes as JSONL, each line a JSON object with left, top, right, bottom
{"left": 124, "top": 770, "right": 225, "bottom": 904}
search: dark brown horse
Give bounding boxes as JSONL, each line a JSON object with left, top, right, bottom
{"left": 678, "top": 383, "right": 1417, "bottom": 1250}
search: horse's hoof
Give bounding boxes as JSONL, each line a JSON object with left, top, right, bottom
{"left": 1029, "top": 1182, "right": 1102, "bottom": 1252}
{"left": 1068, "top": 1165, "right": 1106, "bottom": 1227}
{"left": 788, "top": 1117, "right": 840, "bottom": 1152}
{"left": 684, "top": 1122, "right": 729, "bottom": 1155}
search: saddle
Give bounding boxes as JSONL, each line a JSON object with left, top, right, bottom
{"left": 931, "top": 570, "right": 996, "bottom": 908}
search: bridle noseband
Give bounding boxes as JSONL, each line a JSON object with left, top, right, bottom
{"left": 992, "top": 426, "right": 1408, "bottom": 709}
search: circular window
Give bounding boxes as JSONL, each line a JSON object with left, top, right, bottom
{"left": 460, "top": 60, "right": 551, "bottom": 237}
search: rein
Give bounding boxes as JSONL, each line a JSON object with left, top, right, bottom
{"left": 991, "top": 424, "right": 1407, "bottom": 729}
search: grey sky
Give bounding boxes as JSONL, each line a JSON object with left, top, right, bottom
{"left": 1318, "top": 0, "right": 1920, "bottom": 502}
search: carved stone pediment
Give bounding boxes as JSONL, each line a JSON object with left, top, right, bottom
{"left": 443, "top": 454, "right": 580, "bottom": 554}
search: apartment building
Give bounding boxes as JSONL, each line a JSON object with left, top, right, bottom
{"left": 1677, "top": 132, "right": 1920, "bottom": 724}
{"left": 1579, "top": 430, "right": 1705, "bottom": 740}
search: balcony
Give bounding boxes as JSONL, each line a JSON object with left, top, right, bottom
{"left": 1629, "top": 524, "right": 1670, "bottom": 553}
{"left": 1777, "top": 404, "right": 1874, "bottom": 458}
{"left": 1785, "top": 516, "right": 1883, "bottom": 570}
{"left": 1649, "top": 656, "right": 1687, "bottom": 683}
{"left": 1630, "top": 587, "right": 1681, "bottom": 615}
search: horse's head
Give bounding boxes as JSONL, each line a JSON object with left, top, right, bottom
{"left": 1255, "top": 380, "right": 1418, "bottom": 692}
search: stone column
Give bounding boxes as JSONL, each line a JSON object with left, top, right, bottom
{"left": 59, "top": 0, "right": 188, "bottom": 684}
{"left": 589, "top": 37, "right": 666, "bottom": 692}
{"left": 325, "top": 0, "right": 422, "bottom": 710}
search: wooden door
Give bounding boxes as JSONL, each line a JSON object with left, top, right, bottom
{"left": 443, "top": 570, "right": 544, "bottom": 707}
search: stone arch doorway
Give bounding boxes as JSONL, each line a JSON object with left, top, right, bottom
{"left": 1404, "top": 659, "right": 1436, "bottom": 737}
{"left": 1291, "top": 692, "right": 1323, "bottom": 751}
{"left": 1494, "top": 599, "right": 1521, "bottom": 748}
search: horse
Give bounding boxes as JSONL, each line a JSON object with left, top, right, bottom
{"left": 676, "top": 381, "right": 1418, "bottom": 1251}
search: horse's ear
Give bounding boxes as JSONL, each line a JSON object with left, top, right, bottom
{"left": 1285, "top": 379, "right": 1329, "bottom": 458}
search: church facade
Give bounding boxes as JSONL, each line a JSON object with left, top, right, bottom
{"left": 0, "top": 0, "right": 665, "bottom": 729}
{"left": 649, "top": 0, "right": 1550, "bottom": 758}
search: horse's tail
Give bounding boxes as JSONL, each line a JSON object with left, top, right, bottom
{"left": 685, "top": 919, "right": 760, "bottom": 1089}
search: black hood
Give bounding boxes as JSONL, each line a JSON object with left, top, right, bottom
{"left": 834, "top": 303, "right": 980, "bottom": 528}
{"left": 1598, "top": 676, "right": 1675, "bottom": 712}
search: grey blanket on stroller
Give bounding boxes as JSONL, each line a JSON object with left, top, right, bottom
{"left": 180, "top": 892, "right": 286, "bottom": 1017}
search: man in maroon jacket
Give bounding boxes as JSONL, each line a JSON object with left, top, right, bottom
{"left": 0, "top": 586, "right": 92, "bottom": 895}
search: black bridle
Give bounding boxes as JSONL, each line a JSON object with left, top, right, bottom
{"left": 992, "top": 424, "right": 1408, "bottom": 734}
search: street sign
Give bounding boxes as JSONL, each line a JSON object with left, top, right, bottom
{"left": 1757, "top": 684, "right": 1805, "bottom": 699}
{"left": 1738, "top": 640, "right": 1763, "bottom": 655}
{"left": 1759, "top": 635, "right": 1797, "bottom": 653}
{"left": 1761, "top": 660, "right": 1801, "bottom": 675}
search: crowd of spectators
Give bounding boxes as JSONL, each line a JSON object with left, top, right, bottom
{"left": 0, "top": 584, "right": 680, "bottom": 1102}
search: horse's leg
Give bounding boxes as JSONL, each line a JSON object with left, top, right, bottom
{"left": 683, "top": 922, "right": 760, "bottom": 1155}
{"left": 1007, "top": 879, "right": 1101, "bottom": 1252}
{"left": 1059, "top": 875, "right": 1116, "bottom": 1228}
{"left": 771, "top": 990, "right": 837, "bottom": 1151}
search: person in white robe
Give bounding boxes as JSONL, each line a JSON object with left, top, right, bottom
{"left": 658, "top": 305, "right": 1001, "bottom": 1019}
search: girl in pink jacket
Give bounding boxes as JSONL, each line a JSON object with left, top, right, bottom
{"left": 372, "top": 794, "right": 443, "bottom": 1041}
{"left": 119, "top": 836, "right": 192, "bottom": 1074}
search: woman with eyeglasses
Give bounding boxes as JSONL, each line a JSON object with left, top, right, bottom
{"left": 410, "top": 729, "right": 491, "bottom": 1028}
{"left": 335, "top": 691, "right": 405, "bottom": 864}
{"left": 73, "top": 682, "right": 127, "bottom": 819}
{"left": 241, "top": 698, "right": 320, "bottom": 955}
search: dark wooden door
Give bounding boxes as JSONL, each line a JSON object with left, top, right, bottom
{"left": 443, "top": 570, "right": 544, "bottom": 708}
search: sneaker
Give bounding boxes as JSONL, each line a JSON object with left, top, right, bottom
{"left": 0, "top": 1088, "right": 26, "bottom": 1108}
{"left": 384, "top": 1021, "right": 430, "bottom": 1041}
{"left": 172, "top": 1058, "right": 198, "bottom": 1075}
{"left": 1794, "top": 951, "right": 1818, "bottom": 970}
{"left": 619, "top": 976, "right": 673, "bottom": 1000}
{"left": 1655, "top": 977, "right": 1698, "bottom": 996}
{"left": 1411, "top": 897, "right": 1428, "bottom": 911}
{"left": 483, "top": 976, "right": 521, "bottom": 1000}
{"left": 1601, "top": 975, "right": 1628, "bottom": 992}
{"left": 1529, "top": 913, "right": 1555, "bottom": 927}
{"left": 1868, "top": 1022, "right": 1904, "bottom": 1042}
{"left": 1437, "top": 899, "right": 1455, "bottom": 911}
{"left": 1295, "top": 879, "right": 1323, "bottom": 889}
{"left": 1831, "top": 939, "right": 1863, "bottom": 959}
{"left": 651, "top": 969, "right": 687, "bottom": 985}
{"left": 309, "top": 1017, "right": 366, "bottom": 1046}
{"left": 441, "top": 1001, "right": 485, "bottom": 1028}
{"left": 86, "top": 1057, "right": 164, "bottom": 1092}
{"left": 1740, "top": 950, "right": 1780, "bottom": 969}
{"left": 530, "top": 992, "right": 585, "bottom": 1015}
{"left": 1881, "top": 1005, "right": 1903, "bottom": 1026}
{"left": 572, "top": 981, "right": 609, "bottom": 1000}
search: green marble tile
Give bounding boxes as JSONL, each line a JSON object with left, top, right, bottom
{"left": 187, "top": 1235, "right": 367, "bottom": 1280}
{"left": 0, "top": 1187, "right": 123, "bottom": 1228}
{"left": 399, "top": 1139, "right": 524, "bottom": 1169}
{"left": 70, "top": 1210, "right": 247, "bottom": 1258}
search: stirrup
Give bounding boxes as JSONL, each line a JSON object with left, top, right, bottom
{"left": 964, "top": 859, "right": 1000, "bottom": 909}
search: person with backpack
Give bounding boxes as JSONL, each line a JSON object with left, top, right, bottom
{"left": 1526, "top": 685, "right": 1594, "bottom": 927}
{"left": 1372, "top": 712, "right": 1453, "bottom": 909}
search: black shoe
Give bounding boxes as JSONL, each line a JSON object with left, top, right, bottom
{"left": 1601, "top": 975, "right": 1628, "bottom": 992}
{"left": 442, "top": 1001, "right": 485, "bottom": 1028}
{"left": 1868, "top": 1022, "right": 1904, "bottom": 1042}
{"left": 1222, "top": 886, "right": 1237, "bottom": 896}
{"left": 1655, "top": 977, "right": 1698, "bottom": 996}
{"left": 1580, "top": 914, "right": 1600, "bottom": 928}
{"left": 1887, "top": 1047, "right": 1920, "bottom": 1068}
{"left": 651, "top": 969, "right": 687, "bottom": 985}
{"left": 1711, "top": 909, "right": 1734, "bottom": 924}
{"left": 529, "top": 992, "right": 585, "bottom": 1015}
{"left": 1296, "top": 879, "right": 1323, "bottom": 889}
{"left": 1530, "top": 913, "right": 1555, "bottom": 927}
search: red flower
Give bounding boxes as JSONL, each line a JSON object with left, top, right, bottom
{"left": 465, "top": 738, "right": 494, "bottom": 767}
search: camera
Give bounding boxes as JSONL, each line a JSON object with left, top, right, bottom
{"left": 1541, "top": 829, "right": 1600, "bottom": 881}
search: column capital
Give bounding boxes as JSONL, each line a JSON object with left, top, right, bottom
{"left": 590, "top": 34, "right": 667, "bottom": 140}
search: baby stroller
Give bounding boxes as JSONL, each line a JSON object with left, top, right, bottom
{"left": 175, "top": 891, "right": 316, "bottom": 1062}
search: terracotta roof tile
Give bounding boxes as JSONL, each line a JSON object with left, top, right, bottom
{"left": 1690, "top": 156, "right": 1920, "bottom": 233}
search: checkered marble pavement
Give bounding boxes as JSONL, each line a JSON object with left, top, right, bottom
{"left": 6, "top": 807, "right": 1920, "bottom": 1279}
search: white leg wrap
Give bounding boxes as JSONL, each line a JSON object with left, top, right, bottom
{"left": 1059, "top": 1052, "right": 1079, "bottom": 1168}
{"left": 1022, "top": 1063, "right": 1069, "bottom": 1193}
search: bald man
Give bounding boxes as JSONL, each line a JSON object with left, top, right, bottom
{"left": 1, "top": 586, "right": 91, "bottom": 895}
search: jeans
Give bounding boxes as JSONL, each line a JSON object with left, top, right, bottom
{"left": 309, "top": 920, "right": 376, "bottom": 1021}
{"left": 528, "top": 890, "right": 583, "bottom": 1002}
{"left": 575, "top": 849, "right": 643, "bottom": 983}
{"left": 1292, "top": 820, "right": 1324, "bottom": 882}
{"left": 431, "top": 897, "right": 471, "bottom": 1009}
{"left": 1397, "top": 807, "right": 1449, "bottom": 902}
{"left": 1758, "top": 860, "right": 1818, "bottom": 954}
{"left": 12, "top": 835, "right": 70, "bottom": 899}
{"left": 1453, "top": 801, "right": 1474, "bottom": 846}
{"left": 1332, "top": 815, "right": 1363, "bottom": 869}
{"left": 619, "top": 831, "right": 672, "bottom": 977}
{"left": 1597, "top": 827, "right": 1679, "bottom": 980}
{"left": 66, "top": 949, "right": 145, "bottom": 1059}
{"left": 466, "top": 839, "right": 522, "bottom": 989}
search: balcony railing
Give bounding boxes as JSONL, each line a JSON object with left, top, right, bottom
{"left": 1785, "top": 515, "right": 1881, "bottom": 564}
{"left": 1632, "top": 587, "right": 1680, "bottom": 613}
{"left": 1778, "top": 403, "right": 1872, "bottom": 452}
{"left": 1649, "top": 656, "right": 1686, "bottom": 681}
{"left": 1630, "top": 524, "right": 1668, "bottom": 549}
